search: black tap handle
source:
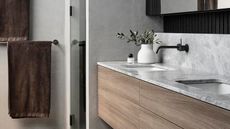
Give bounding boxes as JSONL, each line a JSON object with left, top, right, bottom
{"left": 177, "top": 44, "right": 182, "bottom": 51}
{"left": 180, "top": 38, "right": 183, "bottom": 45}
{"left": 184, "top": 44, "right": 189, "bottom": 52}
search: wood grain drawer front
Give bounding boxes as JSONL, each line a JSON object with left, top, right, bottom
{"left": 98, "top": 66, "right": 140, "bottom": 129}
{"left": 140, "top": 108, "right": 182, "bottom": 129}
{"left": 140, "top": 81, "right": 230, "bottom": 129}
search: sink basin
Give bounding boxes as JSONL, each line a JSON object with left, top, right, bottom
{"left": 122, "top": 64, "right": 156, "bottom": 68}
{"left": 121, "top": 64, "right": 172, "bottom": 72}
{"left": 176, "top": 79, "right": 230, "bottom": 95}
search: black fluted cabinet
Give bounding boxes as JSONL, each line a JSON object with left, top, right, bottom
{"left": 146, "top": 0, "right": 161, "bottom": 16}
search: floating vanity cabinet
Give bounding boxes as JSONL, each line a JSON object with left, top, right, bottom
{"left": 98, "top": 66, "right": 230, "bottom": 129}
{"left": 140, "top": 81, "right": 230, "bottom": 129}
{"left": 98, "top": 66, "right": 140, "bottom": 129}
{"left": 98, "top": 66, "right": 182, "bottom": 129}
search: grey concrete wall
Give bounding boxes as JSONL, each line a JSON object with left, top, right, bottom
{"left": 87, "top": 0, "right": 163, "bottom": 128}
{"left": 161, "top": 0, "right": 197, "bottom": 14}
{"left": 0, "top": 0, "right": 66, "bottom": 129}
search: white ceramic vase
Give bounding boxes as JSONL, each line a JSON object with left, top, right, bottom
{"left": 137, "top": 44, "right": 158, "bottom": 64}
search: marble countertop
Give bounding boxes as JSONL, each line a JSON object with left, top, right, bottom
{"left": 97, "top": 61, "right": 230, "bottom": 111}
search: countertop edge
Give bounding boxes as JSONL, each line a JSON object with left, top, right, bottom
{"left": 97, "top": 62, "right": 230, "bottom": 111}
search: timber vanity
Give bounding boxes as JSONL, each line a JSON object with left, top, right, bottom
{"left": 98, "top": 62, "right": 230, "bottom": 129}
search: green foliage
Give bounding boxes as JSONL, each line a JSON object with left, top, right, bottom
{"left": 117, "top": 30, "right": 161, "bottom": 46}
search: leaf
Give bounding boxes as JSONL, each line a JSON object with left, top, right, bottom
{"left": 116, "top": 29, "right": 161, "bottom": 46}
{"left": 130, "top": 30, "right": 134, "bottom": 35}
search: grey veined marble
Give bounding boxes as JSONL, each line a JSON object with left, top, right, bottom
{"left": 157, "top": 33, "right": 230, "bottom": 76}
{"left": 98, "top": 61, "right": 230, "bottom": 111}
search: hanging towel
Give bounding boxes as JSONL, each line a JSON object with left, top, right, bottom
{"left": 0, "top": 0, "right": 29, "bottom": 41}
{"left": 8, "top": 41, "right": 52, "bottom": 118}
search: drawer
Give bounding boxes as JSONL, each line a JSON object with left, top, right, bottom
{"left": 98, "top": 66, "right": 139, "bottom": 104}
{"left": 140, "top": 108, "right": 182, "bottom": 129}
{"left": 98, "top": 66, "right": 140, "bottom": 129}
{"left": 140, "top": 81, "right": 230, "bottom": 129}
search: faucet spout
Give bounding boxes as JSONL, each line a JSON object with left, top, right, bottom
{"left": 156, "top": 46, "right": 178, "bottom": 54}
{"left": 156, "top": 44, "right": 189, "bottom": 54}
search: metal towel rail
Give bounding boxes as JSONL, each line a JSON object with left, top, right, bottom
{"left": 0, "top": 40, "right": 59, "bottom": 46}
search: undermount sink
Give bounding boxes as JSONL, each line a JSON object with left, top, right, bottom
{"left": 121, "top": 64, "right": 173, "bottom": 72}
{"left": 176, "top": 79, "right": 230, "bottom": 95}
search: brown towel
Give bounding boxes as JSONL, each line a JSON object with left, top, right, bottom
{"left": 8, "top": 41, "right": 52, "bottom": 118}
{"left": 0, "top": 0, "right": 29, "bottom": 41}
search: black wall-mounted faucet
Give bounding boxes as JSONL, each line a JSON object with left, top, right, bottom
{"left": 156, "top": 39, "right": 189, "bottom": 54}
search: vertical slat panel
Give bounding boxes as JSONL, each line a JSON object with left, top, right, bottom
{"left": 163, "top": 10, "right": 230, "bottom": 34}
{"left": 183, "top": 15, "right": 187, "bottom": 33}
{"left": 190, "top": 14, "right": 194, "bottom": 33}
{"left": 216, "top": 13, "right": 220, "bottom": 33}
{"left": 173, "top": 16, "right": 177, "bottom": 33}
{"left": 220, "top": 13, "right": 224, "bottom": 34}
{"left": 198, "top": 13, "right": 202, "bottom": 33}
{"left": 188, "top": 15, "right": 192, "bottom": 33}
{"left": 195, "top": 14, "right": 199, "bottom": 33}
{"left": 227, "top": 12, "right": 230, "bottom": 34}
{"left": 212, "top": 13, "right": 216, "bottom": 33}
{"left": 181, "top": 15, "right": 184, "bottom": 33}
{"left": 200, "top": 13, "right": 204, "bottom": 33}
{"left": 204, "top": 13, "right": 209, "bottom": 33}
{"left": 203, "top": 13, "right": 207, "bottom": 33}
{"left": 208, "top": 13, "right": 212, "bottom": 33}
{"left": 223, "top": 12, "right": 228, "bottom": 34}
{"left": 228, "top": 12, "right": 230, "bottom": 33}
{"left": 178, "top": 16, "right": 181, "bottom": 33}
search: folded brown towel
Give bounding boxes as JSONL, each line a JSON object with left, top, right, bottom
{"left": 0, "top": 0, "right": 29, "bottom": 41}
{"left": 8, "top": 41, "right": 52, "bottom": 118}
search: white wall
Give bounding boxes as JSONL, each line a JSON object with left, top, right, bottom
{"left": 86, "top": 0, "right": 163, "bottom": 128}
{"left": 0, "top": 0, "right": 67, "bottom": 129}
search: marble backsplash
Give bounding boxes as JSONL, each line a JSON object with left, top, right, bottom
{"left": 157, "top": 33, "right": 230, "bottom": 76}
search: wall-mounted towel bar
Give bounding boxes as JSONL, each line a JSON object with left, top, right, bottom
{"left": 72, "top": 40, "right": 86, "bottom": 46}
{"left": 52, "top": 40, "right": 59, "bottom": 45}
{"left": 0, "top": 40, "right": 59, "bottom": 46}
{"left": 0, "top": 42, "right": 8, "bottom": 46}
